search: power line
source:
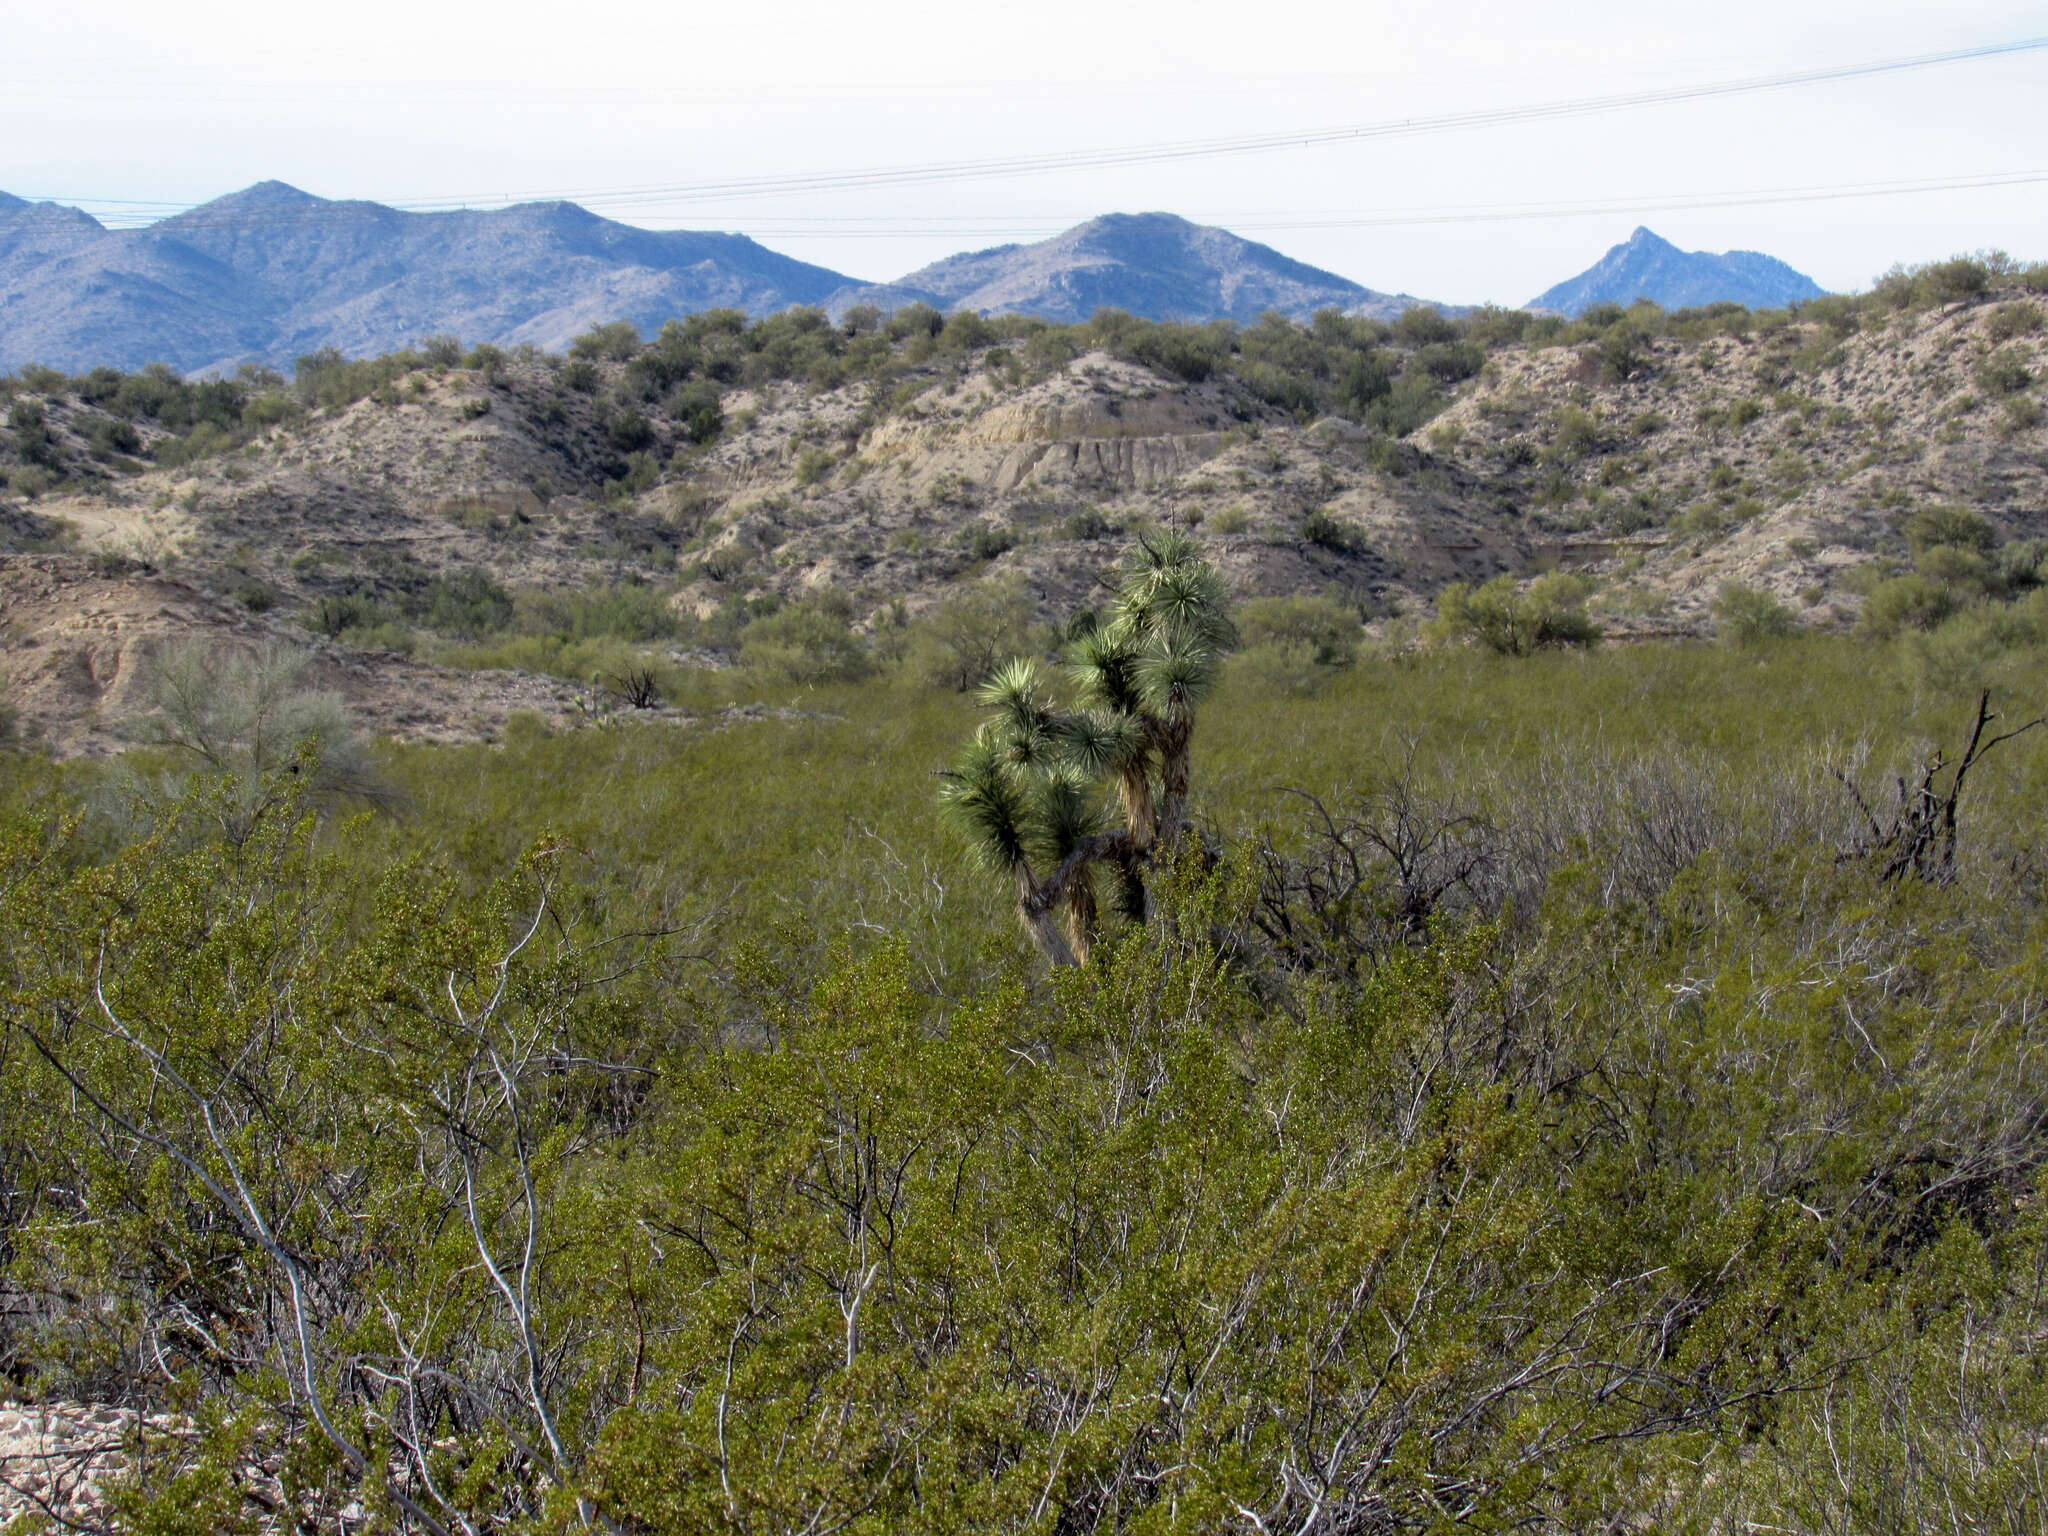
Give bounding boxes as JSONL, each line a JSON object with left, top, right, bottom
{"left": 22, "top": 32, "right": 2048, "bottom": 225}
{"left": 430, "top": 34, "right": 2048, "bottom": 208}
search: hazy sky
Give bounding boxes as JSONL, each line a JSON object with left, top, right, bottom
{"left": 4, "top": 0, "right": 2044, "bottom": 303}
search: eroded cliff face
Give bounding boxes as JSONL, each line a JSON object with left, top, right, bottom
{"left": 858, "top": 354, "right": 1241, "bottom": 494}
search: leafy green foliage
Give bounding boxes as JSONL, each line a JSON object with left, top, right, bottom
{"left": 738, "top": 591, "right": 875, "bottom": 684}
{"left": 5, "top": 637, "right": 2048, "bottom": 1531}
{"left": 1431, "top": 572, "right": 1600, "bottom": 655}
{"left": 1712, "top": 581, "right": 1798, "bottom": 644}
{"left": 942, "top": 533, "right": 1233, "bottom": 963}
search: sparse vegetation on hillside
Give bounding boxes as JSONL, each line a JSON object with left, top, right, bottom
{"left": 1, "top": 248, "right": 2045, "bottom": 763}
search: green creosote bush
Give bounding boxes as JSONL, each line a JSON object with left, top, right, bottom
{"left": 953, "top": 522, "right": 1014, "bottom": 562}
{"left": 5, "top": 629, "right": 2048, "bottom": 1532}
{"left": 1859, "top": 573, "right": 1961, "bottom": 639}
{"left": 1236, "top": 593, "right": 1362, "bottom": 668}
{"left": 1232, "top": 594, "right": 1363, "bottom": 696}
{"left": 793, "top": 446, "right": 836, "bottom": 487}
{"left": 1298, "top": 507, "right": 1365, "bottom": 556}
{"left": 737, "top": 590, "right": 874, "bottom": 684}
{"left": 1901, "top": 590, "right": 2048, "bottom": 691}
{"left": 1976, "top": 349, "right": 2035, "bottom": 397}
{"left": 1430, "top": 571, "right": 1601, "bottom": 655}
{"left": 1712, "top": 581, "right": 1798, "bottom": 645}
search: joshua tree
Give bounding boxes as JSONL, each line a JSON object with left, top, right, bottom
{"left": 941, "top": 531, "right": 1234, "bottom": 965}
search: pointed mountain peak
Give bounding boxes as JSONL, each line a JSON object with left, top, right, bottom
{"left": 198, "top": 181, "right": 326, "bottom": 214}
{"left": 1532, "top": 228, "right": 1825, "bottom": 316}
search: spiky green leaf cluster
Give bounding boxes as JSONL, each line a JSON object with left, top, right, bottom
{"left": 942, "top": 535, "right": 1234, "bottom": 899}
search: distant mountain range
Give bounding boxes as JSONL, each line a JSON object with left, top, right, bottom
{"left": 0, "top": 183, "right": 1826, "bottom": 373}
{"left": 0, "top": 183, "right": 851, "bottom": 375}
{"left": 1530, "top": 226, "right": 1826, "bottom": 316}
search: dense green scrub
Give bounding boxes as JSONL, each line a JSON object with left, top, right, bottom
{"left": 2, "top": 638, "right": 2046, "bottom": 1532}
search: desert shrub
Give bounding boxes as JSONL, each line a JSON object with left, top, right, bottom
{"left": 669, "top": 379, "right": 724, "bottom": 445}
{"left": 937, "top": 312, "right": 995, "bottom": 353}
{"left": 1976, "top": 349, "right": 2035, "bottom": 397}
{"left": 1716, "top": 397, "right": 1763, "bottom": 432}
{"left": 1859, "top": 573, "right": 1960, "bottom": 639}
{"left": 954, "top": 523, "right": 1015, "bottom": 562}
{"left": 1547, "top": 405, "right": 1609, "bottom": 462}
{"left": 1597, "top": 321, "right": 1655, "bottom": 381}
{"left": 6, "top": 398, "right": 59, "bottom": 468}
{"left": 1394, "top": 305, "right": 1458, "bottom": 347}
{"left": 463, "top": 344, "right": 508, "bottom": 380}
{"left": 1335, "top": 352, "right": 1393, "bottom": 416}
{"left": 1903, "top": 505, "right": 1996, "bottom": 558}
{"left": 885, "top": 303, "right": 946, "bottom": 342}
{"left": 1996, "top": 537, "right": 2048, "bottom": 591}
{"left": 1915, "top": 534, "right": 1994, "bottom": 587}
{"left": 1984, "top": 301, "right": 2042, "bottom": 342}
{"left": 606, "top": 406, "right": 656, "bottom": 453}
{"left": 738, "top": 592, "right": 874, "bottom": 684}
{"left": 86, "top": 417, "right": 142, "bottom": 458}
{"left": 10, "top": 631, "right": 2048, "bottom": 1535}
{"left": 1411, "top": 341, "right": 1484, "bottom": 386}
{"left": 1061, "top": 508, "right": 1115, "bottom": 541}
{"left": 417, "top": 333, "right": 463, "bottom": 367}
{"left": 571, "top": 321, "right": 641, "bottom": 362}
{"left": 1460, "top": 305, "right": 1531, "bottom": 348}
{"left": 1364, "top": 373, "right": 1445, "bottom": 436}
{"left": 420, "top": 569, "right": 515, "bottom": 638}
{"left": 125, "top": 639, "right": 386, "bottom": 833}
{"left": 516, "top": 580, "right": 680, "bottom": 644}
{"left": 1919, "top": 256, "right": 1995, "bottom": 304}
{"left": 1126, "top": 323, "right": 1228, "bottom": 383}
{"left": 1902, "top": 594, "right": 2048, "bottom": 690}
{"left": 1712, "top": 582, "right": 1798, "bottom": 645}
{"left": 794, "top": 447, "right": 836, "bottom": 487}
{"left": 292, "top": 347, "right": 417, "bottom": 412}
{"left": 1237, "top": 594, "right": 1361, "bottom": 667}
{"left": 606, "top": 450, "right": 661, "bottom": 501}
{"left": 909, "top": 578, "right": 1038, "bottom": 691}
{"left": 1300, "top": 507, "right": 1364, "bottom": 555}
{"left": 309, "top": 590, "right": 398, "bottom": 639}
{"left": 6, "top": 464, "right": 57, "bottom": 498}
{"left": 1240, "top": 361, "right": 1319, "bottom": 416}
{"left": 1431, "top": 573, "right": 1600, "bottom": 655}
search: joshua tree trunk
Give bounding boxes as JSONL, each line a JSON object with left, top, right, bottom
{"left": 1118, "top": 759, "right": 1157, "bottom": 853}
{"left": 1015, "top": 863, "right": 1079, "bottom": 967}
{"left": 1064, "top": 879, "right": 1098, "bottom": 966}
{"left": 1156, "top": 718, "right": 1195, "bottom": 850}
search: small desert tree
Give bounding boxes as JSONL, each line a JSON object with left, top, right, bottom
{"left": 131, "top": 639, "right": 389, "bottom": 837}
{"left": 941, "top": 532, "right": 1234, "bottom": 965}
